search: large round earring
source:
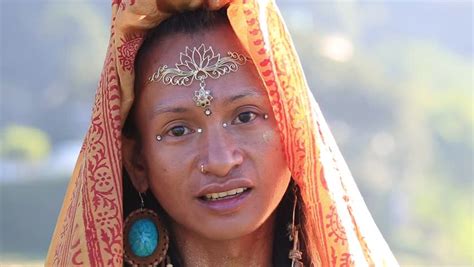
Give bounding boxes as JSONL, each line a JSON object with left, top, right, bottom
{"left": 124, "top": 192, "right": 170, "bottom": 266}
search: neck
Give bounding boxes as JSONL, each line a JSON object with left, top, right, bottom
{"left": 170, "top": 214, "right": 276, "bottom": 267}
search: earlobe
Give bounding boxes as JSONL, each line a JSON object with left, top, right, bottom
{"left": 122, "top": 135, "right": 149, "bottom": 193}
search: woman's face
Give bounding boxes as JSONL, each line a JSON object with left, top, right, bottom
{"left": 127, "top": 23, "right": 291, "bottom": 241}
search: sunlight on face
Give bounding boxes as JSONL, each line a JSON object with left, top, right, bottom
{"left": 132, "top": 23, "right": 291, "bottom": 241}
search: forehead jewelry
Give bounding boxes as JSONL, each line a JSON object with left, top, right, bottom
{"left": 149, "top": 44, "right": 250, "bottom": 116}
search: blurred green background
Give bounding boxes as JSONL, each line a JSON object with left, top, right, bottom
{"left": 0, "top": 0, "right": 472, "bottom": 266}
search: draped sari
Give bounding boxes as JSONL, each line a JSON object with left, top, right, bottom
{"left": 46, "top": 1, "right": 398, "bottom": 266}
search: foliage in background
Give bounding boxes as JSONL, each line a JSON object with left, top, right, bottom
{"left": 284, "top": 1, "right": 472, "bottom": 265}
{"left": 0, "top": 125, "right": 51, "bottom": 161}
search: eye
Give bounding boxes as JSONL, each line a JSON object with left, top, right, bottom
{"left": 167, "top": 125, "right": 192, "bottom": 137}
{"left": 232, "top": 111, "right": 257, "bottom": 124}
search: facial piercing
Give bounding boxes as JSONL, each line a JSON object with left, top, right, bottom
{"left": 200, "top": 164, "right": 206, "bottom": 174}
{"left": 156, "top": 135, "right": 162, "bottom": 141}
{"left": 263, "top": 114, "right": 269, "bottom": 120}
{"left": 197, "top": 128, "right": 203, "bottom": 133}
{"left": 222, "top": 122, "right": 228, "bottom": 128}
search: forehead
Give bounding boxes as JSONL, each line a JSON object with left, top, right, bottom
{"left": 136, "top": 24, "right": 266, "bottom": 113}
{"left": 143, "top": 24, "right": 245, "bottom": 69}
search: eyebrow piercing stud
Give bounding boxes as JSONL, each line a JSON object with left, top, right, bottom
{"left": 156, "top": 135, "right": 162, "bottom": 141}
{"left": 263, "top": 114, "right": 269, "bottom": 120}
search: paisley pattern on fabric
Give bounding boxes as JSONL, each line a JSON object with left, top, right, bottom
{"left": 46, "top": 0, "right": 398, "bottom": 266}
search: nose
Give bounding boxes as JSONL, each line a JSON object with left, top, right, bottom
{"left": 201, "top": 127, "right": 243, "bottom": 177}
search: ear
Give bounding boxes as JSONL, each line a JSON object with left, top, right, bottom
{"left": 122, "top": 135, "right": 149, "bottom": 193}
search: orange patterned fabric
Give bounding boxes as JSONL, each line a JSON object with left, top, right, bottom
{"left": 46, "top": 0, "right": 398, "bottom": 266}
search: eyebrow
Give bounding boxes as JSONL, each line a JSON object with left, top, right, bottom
{"left": 149, "top": 106, "right": 190, "bottom": 120}
{"left": 149, "top": 89, "right": 266, "bottom": 119}
{"left": 222, "top": 90, "right": 265, "bottom": 106}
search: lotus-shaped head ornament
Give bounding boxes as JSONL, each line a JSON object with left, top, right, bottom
{"left": 148, "top": 44, "right": 250, "bottom": 116}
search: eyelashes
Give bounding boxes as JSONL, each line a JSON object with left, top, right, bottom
{"left": 231, "top": 111, "right": 257, "bottom": 125}
{"left": 167, "top": 125, "right": 193, "bottom": 137}
{"left": 166, "top": 111, "right": 258, "bottom": 137}
{"left": 156, "top": 110, "right": 268, "bottom": 141}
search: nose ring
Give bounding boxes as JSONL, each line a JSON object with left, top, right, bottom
{"left": 200, "top": 164, "right": 206, "bottom": 174}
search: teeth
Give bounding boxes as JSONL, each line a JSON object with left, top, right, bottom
{"left": 204, "top": 187, "right": 247, "bottom": 201}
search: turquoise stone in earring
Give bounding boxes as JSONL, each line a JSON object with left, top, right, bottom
{"left": 124, "top": 207, "right": 169, "bottom": 266}
{"left": 128, "top": 218, "right": 159, "bottom": 257}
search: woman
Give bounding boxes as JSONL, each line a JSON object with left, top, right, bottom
{"left": 47, "top": 1, "right": 398, "bottom": 266}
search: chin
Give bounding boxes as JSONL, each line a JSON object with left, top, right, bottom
{"left": 191, "top": 212, "right": 273, "bottom": 241}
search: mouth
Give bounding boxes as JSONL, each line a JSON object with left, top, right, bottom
{"left": 199, "top": 187, "right": 251, "bottom": 202}
{"left": 195, "top": 179, "right": 254, "bottom": 213}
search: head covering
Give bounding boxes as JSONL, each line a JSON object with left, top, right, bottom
{"left": 46, "top": 0, "right": 398, "bottom": 266}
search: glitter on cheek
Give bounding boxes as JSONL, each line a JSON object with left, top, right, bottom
{"left": 262, "top": 130, "right": 274, "bottom": 144}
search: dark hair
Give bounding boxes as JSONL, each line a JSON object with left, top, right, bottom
{"left": 122, "top": 8, "right": 228, "bottom": 140}
{"left": 123, "top": 8, "right": 305, "bottom": 266}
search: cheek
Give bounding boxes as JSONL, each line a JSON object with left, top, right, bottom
{"left": 146, "top": 155, "right": 197, "bottom": 227}
{"left": 141, "top": 132, "right": 192, "bottom": 177}
{"left": 141, "top": 140, "right": 194, "bottom": 217}
{"left": 262, "top": 130, "right": 273, "bottom": 144}
{"left": 251, "top": 128, "right": 291, "bottom": 204}
{"left": 142, "top": 139, "right": 172, "bottom": 176}
{"left": 256, "top": 128, "right": 287, "bottom": 165}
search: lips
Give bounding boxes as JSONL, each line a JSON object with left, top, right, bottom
{"left": 203, "top": 187, "right": 250, "bottom": 201}
{"left": 195, "top": 179, "right": 254, "bottom": 201}
{"left": 195, "top": 179, "right": 254, "bottom": 213}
